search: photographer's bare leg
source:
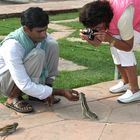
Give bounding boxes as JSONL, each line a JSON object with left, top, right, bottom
{"left": 124, "top": 65, "right": 139, "bottom": 92}
{"left": 117, "top": 65, "right": 129, "bottom": 84}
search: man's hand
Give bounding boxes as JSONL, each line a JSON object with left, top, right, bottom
{"left": 52, "top": 89, "right": 79, "bottom": 101}
{"left": 63, "top": 89, "right": 79, "bottom": 101}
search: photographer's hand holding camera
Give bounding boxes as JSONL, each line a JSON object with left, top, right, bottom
{"left": 80, "top": 24, "right": 113, "bottom": 48}
{"left": 80, "top": 29, "right": 101, "bottom": 47}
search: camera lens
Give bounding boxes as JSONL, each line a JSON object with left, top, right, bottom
{"left": 82, "top": 28, "right": 98, "bottom": 40}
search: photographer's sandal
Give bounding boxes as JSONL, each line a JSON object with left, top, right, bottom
{"left": 5, "top": 98, "right": 33, "bottom": 113}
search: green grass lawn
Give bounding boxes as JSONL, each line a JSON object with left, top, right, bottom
{"left": 0, "top": 12, "right": 140, "bottom": 103}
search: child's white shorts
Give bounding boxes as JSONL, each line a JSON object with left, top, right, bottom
{"left": 110, "top": 30, "right": 140, "bottom": 66}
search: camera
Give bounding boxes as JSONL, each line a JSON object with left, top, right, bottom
{"left": 82, "top": 28, "right": 98, "bottom": 40}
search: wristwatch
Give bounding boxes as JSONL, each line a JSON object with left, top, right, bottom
{"left": 110, "top": 38, "right": 116, "bottom": 46}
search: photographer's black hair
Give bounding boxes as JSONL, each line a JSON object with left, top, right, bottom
{"left": 79, "top": 0, "right": 113, "bottom": 28}
{"left": 21, "top": 7, "right": 49, "bottom": 30}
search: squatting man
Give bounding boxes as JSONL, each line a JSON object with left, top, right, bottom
{"left": 0, "top": 7, "right": 79, "bottom": 113}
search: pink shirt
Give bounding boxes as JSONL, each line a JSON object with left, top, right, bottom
{"left": 109, "top": 0, "right": 140, "bottom": 35}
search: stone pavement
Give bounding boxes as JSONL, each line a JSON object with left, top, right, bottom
{"left": 1, "top": 0, "right": 140, "bottom": 140}
{"left": 1, "top": 78, "right": 140, "bottom": 140}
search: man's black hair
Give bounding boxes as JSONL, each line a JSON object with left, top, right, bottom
{"left": 79, "top": 0, "right": 113, "bottom": 28}
{"left": 21, "top": 7, "right": 49, "bottom": 30}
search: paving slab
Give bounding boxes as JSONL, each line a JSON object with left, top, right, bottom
{"left": 4, "top": 120, "right": 105, "bottom": 140}
{"left": 0, "top": 0, "right": 94, "bottom": 18}
{"left": 1, "top": 78, "right": 140, "bottom": 140}
{"left": 58, "top": 58, "right": 87, "bottom": 71}
{"left": 100, "top": 123, "right": 140, "bottom": 140}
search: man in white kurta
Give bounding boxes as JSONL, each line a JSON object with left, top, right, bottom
{"left": 0, "top": 7, "right": 79, "bottom": 113}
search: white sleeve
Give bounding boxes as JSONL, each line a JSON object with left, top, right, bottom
{"left": 1, "top": 39, "right": 52, "bottom": 100}
{"left": 118, "top": 5, "right": 134, "bottom": 40}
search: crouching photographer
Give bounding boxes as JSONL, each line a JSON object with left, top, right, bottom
{"left": 79, "top": 0, "right": 140, "bottom": 104}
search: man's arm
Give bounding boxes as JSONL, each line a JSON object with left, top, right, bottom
{"left": 52, "top": 89, "right": 79, "bottom": 101}
{"left": 1, "top": 39, "right": 52, "bottom": 100}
